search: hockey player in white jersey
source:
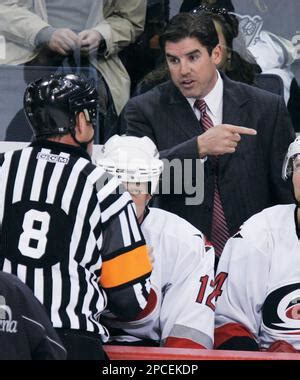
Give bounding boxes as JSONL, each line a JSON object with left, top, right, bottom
{"left": 215, "top": 136, "right": 300, "bottom": 353}
{"left": 96, "top": 135, "right": 216, "bottom": 349}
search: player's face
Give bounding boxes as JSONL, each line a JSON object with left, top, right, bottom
{"left": 123, "top": 182, "right": 151, "bottom": 224}
{"left": 165, "top": 37, "right": 221, "bottom": 99}
{"left": 292, "top": 157, "right": 300, "bottom": 202}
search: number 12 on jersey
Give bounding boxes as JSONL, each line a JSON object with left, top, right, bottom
{"left": 196, "top": 272, "right": 228, "bottom": 311}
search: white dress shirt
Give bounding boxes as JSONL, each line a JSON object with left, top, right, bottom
{"left": 186, "top": 70, "right": 224, "bottom": 126}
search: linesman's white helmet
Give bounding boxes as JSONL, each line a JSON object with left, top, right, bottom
{"left": 282, "top": 136, "right": 300, "bottom": 180}
{"left": 96, "top": 135, "right": 164, "bottom": 195}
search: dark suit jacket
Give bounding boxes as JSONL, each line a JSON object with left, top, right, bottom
{"left": 122, "top": 73, "right": 295, "bottom": 238}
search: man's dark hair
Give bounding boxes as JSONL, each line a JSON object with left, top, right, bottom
{"left": 159, "top": 12, "right": 219, "bottom": 55}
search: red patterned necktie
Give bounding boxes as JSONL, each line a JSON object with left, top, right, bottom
{"left": 194, "top": 99, "right": 230, "bottom": 257}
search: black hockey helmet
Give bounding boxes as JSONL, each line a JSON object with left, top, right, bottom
{"left": 24, "top": 73, "right": 99, "bottom": 138}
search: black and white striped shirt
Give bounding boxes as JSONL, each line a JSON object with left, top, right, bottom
{"left": 0, "top": 140, "right": 152, "bottom": 339}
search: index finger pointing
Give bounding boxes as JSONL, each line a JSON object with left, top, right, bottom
{"left": 228, "top": 125, "right": 257, "bottom": 135}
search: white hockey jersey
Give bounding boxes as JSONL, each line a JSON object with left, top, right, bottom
{"left": 102, "top": 207, "right": 215, "bottom": 349}
{"left": 215, "top": 204, "right": 300, "bottom": 350}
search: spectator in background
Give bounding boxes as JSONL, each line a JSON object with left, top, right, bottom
{"left": 120, "top": 0, "right": 170, "bottom": 94}
{"left": 235, "top": 10, "right": 296, "bottom": 104}
{"left": 191, "top": 5, "right": 261, "bottom": 85}
{"left": 215, "top": 136, "right": 300, "bottom": 353}
{"left": 122, "top": 12, "right": 295, "bottom": 258}
{"left": 0, "top": 272, "right": 66, "bottom": 360}
{"left": 0, "top": 0, "right": 146, "bottom": 143}
{"left": 233, "top": 9, "right": 300, "bottom": 132}
{"left": 180, "top": 0, "right": 234, "bottom": 13}
{"left": 97, "top": 135, "right": 215, "bottom": 349}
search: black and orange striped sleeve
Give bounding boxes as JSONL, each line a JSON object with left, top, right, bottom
{"left": 100, "top": 244, "right": 152, "bottom": 289}
{"left": 98, "top": 187, "right": 152, "bottom": 320}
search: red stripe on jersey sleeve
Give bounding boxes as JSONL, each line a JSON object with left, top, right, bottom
{"left": 134, "top": 288, "right": 158, "bottom": 321}
{"left": 164, "top": 337, "right": 206, "bottom": 349}
{"left": 214, "top": 323, "right": 255, "bottom": 348}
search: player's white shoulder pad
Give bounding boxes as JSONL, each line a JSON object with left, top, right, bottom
{"left": 146, "top": 208, "right": 207, "bottom": 252}
{"left": 235, "top": 204, "right": 295, "bottom": 253}
{"left": 147, "top": 207, "right": 201, "bottom": 236}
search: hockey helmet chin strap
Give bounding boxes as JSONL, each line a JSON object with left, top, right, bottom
{"left": 71, "top": 133, "right": 94, "bottom": 151}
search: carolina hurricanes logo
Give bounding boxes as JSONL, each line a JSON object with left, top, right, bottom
{"left": 285, "top": 297, "right": 300, "bottom": 320}
{"left": 263, "top": 284, "right": 300, "bottom": 334}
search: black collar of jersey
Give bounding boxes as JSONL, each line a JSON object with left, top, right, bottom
{"left": 30, "top": 139, "right": 91, "bottom": 161}
{"left": 140, "top": 206, "right": 151, "bottom": 225}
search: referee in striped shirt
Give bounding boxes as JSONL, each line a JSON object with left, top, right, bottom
{"left": 0, "top": 74, "right": 152, "bottom": 360}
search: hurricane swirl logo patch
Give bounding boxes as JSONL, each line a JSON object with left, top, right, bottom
{"left": 263, "top": 283, "right": 300, "bottom": 334}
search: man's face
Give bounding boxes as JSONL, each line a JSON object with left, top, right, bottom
{"left": 165, "top": 37, "right": 222, "bottom": 99}
{"left": 86, "top": 125, "right": 94, "bottom": 156}
{"left": 123, "top": 182, "right": 151, "bottom": 224}
{"left": 76, "top": 111, "right": 94, "bottom": 156}
{"left": 293, "top": 156, "right": 300, "bottom": 202}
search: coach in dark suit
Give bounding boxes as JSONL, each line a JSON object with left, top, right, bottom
{"left": 121, "top": 12, "right": 295, "bottom": 255}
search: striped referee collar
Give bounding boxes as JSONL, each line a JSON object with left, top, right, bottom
{"left": 30, "top": 139, "right": 91, "bottom": 161}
